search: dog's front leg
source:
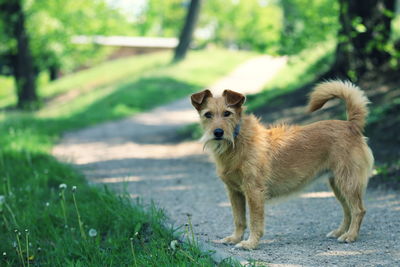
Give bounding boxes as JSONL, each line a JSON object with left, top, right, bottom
{"left": 235, "top": 188, "right": 264, "bottom": 250}
{"left": 214, "top": 187, "right": 246, "bottom": 244}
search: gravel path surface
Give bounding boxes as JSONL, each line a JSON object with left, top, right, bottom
{"left": 53, "top": 56, "right": 400, "bottom": 266}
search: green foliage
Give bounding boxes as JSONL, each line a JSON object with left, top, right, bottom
{"left": 332, "top": 0, "right": 398, "bottom": 80}
{"left": 24, "top": 0, "right": 134, "bottom": 72}
{"left": 0, "top": 49, "right": 253, "bottom": 265}
{"left": 0, "top": 0, "right": 135, "bottom": 78}
{"left": 279, "top": 0, "right": 339, "bottom": 54}
{"left": 134, "top": 0, "right": 187, "bottom": 37}
{"left": 133, "top": 0, "right": 338, "bottom": 55}
{"left": 200, "top": 0, "right": 282, "bottom": 53}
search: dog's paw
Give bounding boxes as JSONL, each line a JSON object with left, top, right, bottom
{"left": 326, "top": 229, "right": 345, "bottom": 238}
{"left": 337, "top": 233, "right": 357, "bottom": 243}
{"left": 234, "top": 240, "right": 258, "bottom": 250}
{"left": 213, "top": 235, "right": 242, "bottom": 245}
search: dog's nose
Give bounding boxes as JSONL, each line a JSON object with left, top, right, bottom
{"left": 214, "top": 128, "right": 224, "bottom": 138}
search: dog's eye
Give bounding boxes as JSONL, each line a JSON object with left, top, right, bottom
{"left": 223, "top": 111, "right": 232, "bottom": 117}
{"left": 204, "top": 112, "right": 212, "bottom": 118}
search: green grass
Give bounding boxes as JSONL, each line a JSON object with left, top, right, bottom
{"left": 0, "top": 49, "right": 254, "bottom": 266}
{"left": 0, "top": 76, "right": 15, "bottom": 108}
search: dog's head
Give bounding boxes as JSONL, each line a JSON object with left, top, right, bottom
{"left": 191, "top": 89, "right": 245, "bottom": 153}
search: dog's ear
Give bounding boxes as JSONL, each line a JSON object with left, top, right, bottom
{"left": 191, "top": 89, "right": 212, "bottom": 111}
{"left": 223, "top": 90, "right": 245, "bottom": 108}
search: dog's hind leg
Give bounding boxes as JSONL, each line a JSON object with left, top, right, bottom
{"left": 334, "top": 168, "right": 368, "bottom": 243}
{"left": 327, "top": 177, "right": 351, "bottom": 238}
{"left": 214, "top": 187, "right": 246, "bottom": 244}
{"left": 337, "top": 186, "right": 366, "bottom": 243}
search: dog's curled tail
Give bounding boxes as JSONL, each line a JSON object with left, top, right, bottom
{"left": 308, "top": 80, "right": 370, "bottom": 131}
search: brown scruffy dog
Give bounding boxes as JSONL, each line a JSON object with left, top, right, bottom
{"left": 190, "top": 80, "right": 374, "bottom": 250}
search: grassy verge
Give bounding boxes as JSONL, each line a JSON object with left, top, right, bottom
{"left": 0, "top": 49, "right": 254, "bottom": 266}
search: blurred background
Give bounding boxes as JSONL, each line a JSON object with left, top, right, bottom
{"left": 2, "top": 0, "right": 398, "bottom": 110}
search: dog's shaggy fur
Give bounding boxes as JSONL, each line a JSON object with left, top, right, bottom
{"left": 191, "top": 80, "right": 374, "bottom": 250}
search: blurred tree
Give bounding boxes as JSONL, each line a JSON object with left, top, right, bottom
{"left": 327, "top": 0, "right": 396, "bottom": 80}
{"left": 201, "top": 0, "right": 282, "bottom": 53}
{"left": 279, "top": 0, "right": 339, "bottom": 54}
{"left": 135, "top": 0, "right": 186, "bottom": 37}
{"left": 27, "top": 0, "right": 134, "bottom": 76}
{"left": 174, "top": 0, "right": 202, "bottom": 62}
{"left": 0, "top": 0, "right": 38, "bottom": 108}
{"left": 134, "top": 0, "right": 337, "bottom": 55}
{"left": 0, "top": 0, "right": 133, "bottom": 109}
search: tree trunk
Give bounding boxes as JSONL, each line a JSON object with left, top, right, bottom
{"left": 49, "top": 65, "right": 60, "bottom": 81}
{"left": 327, "top": 0, "right": 395, "bottom": 80}
{"left": 281, "top": 0, "right": 296, "bottom": 37}
{"left": 173, "top": 0, "right": 202, "bottom": 62}
{"left": 0, "top": 0, "right": 38, "bottom": 109}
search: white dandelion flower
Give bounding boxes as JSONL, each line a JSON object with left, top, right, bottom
{"left": 59, "top": 184, "right": 67, "bottom": 190}
{"left": 88, "top": 228, "right": 97, "bottom": 237}
{"left": 0, "top": 195, "right": 4, "bottom": 212}
{"left": 170, "top": 240, "right": 179, "bottom": 251}
{"left": 45, "top": 202, "right": 50, "bottom": 207}
{"left": 72, "top": 186, "right": 77, "bottom": 192}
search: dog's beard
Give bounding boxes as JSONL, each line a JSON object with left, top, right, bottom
{"left": 200, "top": 132, "right": 235, "bottom": 155}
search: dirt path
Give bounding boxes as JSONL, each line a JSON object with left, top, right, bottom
{"left": 53, "top": 56, "right": 400, "bottom": 267}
